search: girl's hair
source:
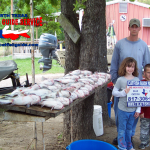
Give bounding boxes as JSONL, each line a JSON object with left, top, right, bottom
{"left": 118, "top": 57, "right": 139, "bottom": 77}
{"left": 144, "top": 64, "right": 150, "bottom": 72}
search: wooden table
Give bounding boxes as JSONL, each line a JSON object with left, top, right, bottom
{"left": 0, "top": 79, "right": 110, "bottom": 150}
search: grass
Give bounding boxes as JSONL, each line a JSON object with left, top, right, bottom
{"left": 0, "top": 56, "right": 64, "bottom": 76}
{"left": 57, "top": 133, "right": 63, "bottom": 140}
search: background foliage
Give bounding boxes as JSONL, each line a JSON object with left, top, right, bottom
{"left": 0, "top": 0, "right": 64, "bottom": 42}
{"left": 138, "top": 0, "right": 150, "bottom": 4}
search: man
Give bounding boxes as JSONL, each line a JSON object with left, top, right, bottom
{"left": 110, "top": 18, "right": 150, "bottom": 146}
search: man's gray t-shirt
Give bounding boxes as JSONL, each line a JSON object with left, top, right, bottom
{"left": 115, "top": 76, "right": 140, "bottom": 112}
{"left": 110, "top": 38, "right": 150, "bottom": 84}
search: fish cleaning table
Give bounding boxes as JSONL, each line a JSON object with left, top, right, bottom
{"left": 0, "top": 80, "right": 110, "bottom": 118}
{"left": 0, "top": 79, "right": 110, "bottom": 149}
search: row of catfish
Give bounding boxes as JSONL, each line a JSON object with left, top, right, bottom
{"left": 0, "top": 70, "right": 111, "bottom": 110}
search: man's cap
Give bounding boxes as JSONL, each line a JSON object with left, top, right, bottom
{"left": 129, "top": 18, "right": 140, "bottom": 27}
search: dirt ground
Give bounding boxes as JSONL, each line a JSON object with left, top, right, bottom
{"left": 0, "top": 74, "right": 149, "bottom": 150}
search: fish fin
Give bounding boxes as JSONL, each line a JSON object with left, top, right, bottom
{"left": 26, "top": 104, "right": 30, "bottom": 108}
{"left": 51, "top": 107, "right": 54, "bottom": 110}
{"left": 56, "top": 91, "right": 59, "bottom": 97}
{"left": 41, "top": 104, "right": 44, "bottom": 108}
{"left": 69, "top": 92, "right": 71, "bottom": 96}
{"left": 39, "top": 96, "right": 41, "bottom": 102}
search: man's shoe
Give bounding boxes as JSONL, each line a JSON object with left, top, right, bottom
{"left": 138, "top": 142, "right": 149, "bottom": 149}
{"left": 131, "top": 137, "right": 134, "bottom": 148}
{"left": 112, "top": 137, "right": 118, "bottom": 145}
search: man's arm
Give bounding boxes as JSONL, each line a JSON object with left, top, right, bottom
{"left": 110, "top": 44, "right": 120, "bottom": 84}
{"left": 143, "top": 45, "right": 150, "bottom": 67}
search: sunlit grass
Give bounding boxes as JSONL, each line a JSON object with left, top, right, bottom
{"left": 0, "top": 56, "right": 64, "bottom": 76}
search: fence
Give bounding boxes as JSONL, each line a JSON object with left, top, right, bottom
{"left": 12, "top": 40, "right": 42, "bottom": 59}
{"left": 1, "top": 41, "right": 150, "bottom": 61}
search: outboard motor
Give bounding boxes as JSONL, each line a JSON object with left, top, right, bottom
{"left": 38, "top": 33, "right": 57, "bottom": 72}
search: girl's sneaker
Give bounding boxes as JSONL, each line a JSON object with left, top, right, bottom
{"left": 138, "top": 142, "right": 149, "bottom": 149}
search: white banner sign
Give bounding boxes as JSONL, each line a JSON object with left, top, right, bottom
{"left": 127, "top": 81, "right": 150, "bottom": 107}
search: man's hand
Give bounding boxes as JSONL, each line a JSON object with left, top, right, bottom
{"left": 124, "top": 88, "right": 130, "bottom": 94}
{"left": 140, "top": 113, "right": 144, "bottom": 118}
{"left": 134, "top": 112, "right": 139, "bottom": 119}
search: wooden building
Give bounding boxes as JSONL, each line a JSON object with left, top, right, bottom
{"left": 106, "top": 0, "right": 150, "bottom": 46}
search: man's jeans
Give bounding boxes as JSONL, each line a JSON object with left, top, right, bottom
{"left": 114, "top": 96, "right": 139, "bottom": 136}
{"left": 118, "top": 109, "right": 135, "bottom": 150}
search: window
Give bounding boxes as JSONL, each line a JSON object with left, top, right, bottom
{"left": 119, "top": 3, "right": 128, "bottom": 13}
{"left": 142, "top": 18, "right": 150, "bottom": 27}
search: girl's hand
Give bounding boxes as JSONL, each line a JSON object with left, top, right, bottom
{"left": 140, "top": 113, "right": 144, "bottom": 118}
{"left": 134, "top": 112, "right": 139, "bottom": 119}
{"left": 124, "top": 88, "right": 130, "bottom": 94}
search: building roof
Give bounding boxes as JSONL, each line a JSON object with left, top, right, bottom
{"left": 106, "top": 0, "right": 150, "bottom": 8}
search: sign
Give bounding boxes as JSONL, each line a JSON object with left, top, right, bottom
{"left": 127, "top": 81, "right": 150, "bottom": 107}
{"left": 120, "top": 15, "right": 126, "bottom": 21}
{"left": 0, "top": 14, "right": 42, "bottom": 40}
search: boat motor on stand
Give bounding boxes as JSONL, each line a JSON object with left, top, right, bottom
{"left": 38, "top": 33, "right": 58, "bottom": 72}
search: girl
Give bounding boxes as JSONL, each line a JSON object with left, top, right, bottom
{"left": 112, "top": 57, "right": 141, "bottom": 150}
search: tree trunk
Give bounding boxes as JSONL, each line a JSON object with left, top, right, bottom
{"left": 61, "top": 0, "right": 80, "bottom": 74}
{"left": 80, "top": 0, "right": 107, "bottom": 72}
{"left": 62, "top": 0, "right": 110, "bottom": 145}
{"left": 80, "top": 0, "right": 110, "bottom": 126}
{"left": 61, "top": 0, "right": 82, "bottom": 144}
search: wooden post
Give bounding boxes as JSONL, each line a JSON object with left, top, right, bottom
{"left": 11, "top": 0, "right": 14, "bottom": 59}
{"left": 30, "top": 0, "right": 35, "bottom": 85}
{"left": 36, "top": 27, "right": 38, "bottom": 40}
{"left": 34, "top": 122, "right": 37, "bottom": 150}
{"left": 42, "top": 122, "right": 45, "bottom": 150}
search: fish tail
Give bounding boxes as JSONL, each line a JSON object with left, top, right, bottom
{"left": 41, "top": 103, "right": 44, "bottom": 108}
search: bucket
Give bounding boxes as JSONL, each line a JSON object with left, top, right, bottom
{"left": 107, "top": 86, "right": 113, "bottom": 103}
{"left": 107, "top": 101, "right": 112, "bottom": 118}
{"left": 93, "top": 105, "right": 103, "bottom": 136}
{"left": 66, "top": 139, "right": 117, "bottom": 150}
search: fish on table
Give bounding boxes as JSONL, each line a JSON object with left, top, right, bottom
{"left": 0, "top": 70, "right": 111, "bottom": 110}
{"left": 12, "top": 95, "right": 41, "bottom": 106}
{"left": 40, "top": 100, "right": 64, "bottom": 110}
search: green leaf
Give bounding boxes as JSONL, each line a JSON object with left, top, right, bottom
{"left": 73, "top": 0, "right": 87, "bottom": 11}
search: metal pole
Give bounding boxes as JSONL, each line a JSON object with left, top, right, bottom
{"left": 30, "top": 0, "right": 35, "bottom": 85}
